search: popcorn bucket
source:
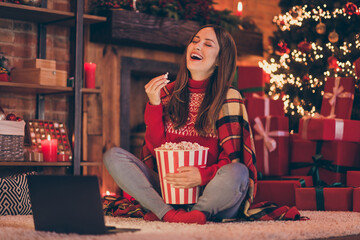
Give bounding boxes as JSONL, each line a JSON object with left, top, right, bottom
{"left": 155, "top": 148, "right": 208, "bottom": 204}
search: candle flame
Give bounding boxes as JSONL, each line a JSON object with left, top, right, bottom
{"left": 106, "top": 190, "right": 110, "bottom": 195}
{"left": 47, "top": 135, "right": 51, "bottom": 140}
{"left": 237, "top": 1, "right": 243, "bottom": 12}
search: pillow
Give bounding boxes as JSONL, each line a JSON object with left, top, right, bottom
{"left": 0, "top": 172, "right": 35, "bottom": 215}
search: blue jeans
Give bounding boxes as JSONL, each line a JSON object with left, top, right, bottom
{"left": 103, "top": 147, "right": 249, "bottom": 220}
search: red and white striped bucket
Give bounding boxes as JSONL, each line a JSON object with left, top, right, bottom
{"left": 155, "top": 149, "right": 208, "bottom": 204}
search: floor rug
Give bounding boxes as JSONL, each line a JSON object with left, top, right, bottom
{"left": 0, "top": 211, "right": 360, "bottom": 240}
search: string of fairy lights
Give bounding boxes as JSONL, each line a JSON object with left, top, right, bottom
{"left": 260, "top": 3, "right": 360, "bottom": 117}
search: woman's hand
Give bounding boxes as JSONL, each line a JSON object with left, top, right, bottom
{"left": 145, "top": 73, "right": 170, "bottom": 105}
{"left": 164, "top": 166, "right": 202, "bottom": 189}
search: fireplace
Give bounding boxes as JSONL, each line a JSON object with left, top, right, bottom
{"left": 120, "top": 57, "right": 179, "bottom": 157}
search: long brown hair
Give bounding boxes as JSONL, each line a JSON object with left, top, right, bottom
{"left": 166, "top": 24, "right": 237, "bottom": 136}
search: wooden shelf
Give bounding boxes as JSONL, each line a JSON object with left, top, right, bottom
{"left": 81, "top": 88, "right": 101, "bottom": 94}
{"left": 80, "top": 161, "right": 102, "bottom": 166}
{"left": 0, "top": 161, "right": 102, "bottom": 167}
{"left": 0, "top": 2, "right": 106, "bottom": 26}
{"left": 0, "top": 161, "right": 72, "bottom": 166}
{"left": 0, "top": 81, "right": 73, "bottom": 94}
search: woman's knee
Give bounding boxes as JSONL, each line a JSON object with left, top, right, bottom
{"left": 103, "top": 147, "right": 125, "bottom": 169}
{"left": 219, "top": 162, "right": 249, "bottom": 186}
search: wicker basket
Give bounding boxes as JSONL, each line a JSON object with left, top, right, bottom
{"left": 0, "top": 120, "right": 25, "bottom": 161}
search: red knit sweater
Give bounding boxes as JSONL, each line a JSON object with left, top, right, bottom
{"left": 144, "top": 78, "right": 231, "bottom": 186}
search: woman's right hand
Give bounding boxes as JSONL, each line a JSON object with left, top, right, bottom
{"left": 145, "top": 73, "right": 170, "bottom": 105}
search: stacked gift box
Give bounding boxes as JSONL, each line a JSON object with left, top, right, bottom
{"left": 247, "top": 76, "right": 360, "bottom": 211}
{"left": 291, "top": 77, "right": 360, "bottom": 211}
{"left": 237, "top": 66, "right": 269, "bottom": 99}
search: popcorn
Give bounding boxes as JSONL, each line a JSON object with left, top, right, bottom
{"left": 154, "top": 141, "right": 208, "bottom": 204}
{"left": 155, "top": 141, "right": 208, "bottom": 151}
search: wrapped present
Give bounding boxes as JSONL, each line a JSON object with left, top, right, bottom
{"left": 280, "top": 175, "right": 313, "bottom": 187}
{"left": 320, "top": 77, "right": 355, "bottom": 119}
{"left": 354, "top": 57, "right": 360, "bottom": 78}
{"left": 290, "top": 137, "right": 360, "bottom": 185}
{"left": 299, "top": 117, "right": 360, "bottom": 142}
{"left": 254, "top": 178, "right": 308, "bottom": 207}
{"left": 237, "top": 66, "right": 268, "bottom": 99}
{"left": 347, "top": 171, "right": 360, "bottom": 187}
{"left": 245, "top": 94, "right": 284, "bottom": 122}
{"left": 295, "top": 187, "right": 353, "bottom": 211}
{"left": 353, "top": 188, "right": 360, "bottom": 212}
{"left": 253, "top": 116, "right": 289, "bottom": 176}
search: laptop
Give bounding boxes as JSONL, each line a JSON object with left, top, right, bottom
{"left": 27, "top": 175, "right": 140, "bottom": 235}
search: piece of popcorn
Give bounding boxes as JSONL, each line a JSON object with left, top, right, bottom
{"left": 155, "top": 141, "right": 208, "bottom": 150}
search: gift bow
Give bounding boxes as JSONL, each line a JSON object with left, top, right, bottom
{"left": 253, "top": 116, "right": 289, "bottom": 175}
{"left": 323, "top": 77, "right": 354, "bottom": 117}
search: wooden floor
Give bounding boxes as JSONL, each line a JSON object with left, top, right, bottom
{"left": 314, "top": 235, "right": 360, "bottom": 240}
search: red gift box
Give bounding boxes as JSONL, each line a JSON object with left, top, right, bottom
{"left": 280, "top": 175, "right": 313, "bottom": 187}
{"left": 296, "top": 187, "right": 353, "bottom": 211}
{"left": 320, "top": 77, "right": 355, "bottom": 119}
{"left": 347, "top": 171, "right": 360, "bottom": 187}
{"left": 299, "top": 117, "right": 360, "bottom": 142}
{"left": 0, "top": 73, "right": 9, "bottom": 82}
{"left": 252, "top": 116, "right": 289, "bottom": 176}
{"left": 353, "top": 188, "right": 360, "bottom": 212}
{"left": 254, "top": 178, "right": 308, "bottom": 207}
{"left": 245, "top": 94, "right": 284, "bottom": 122}
{"left": 290, "top": 137, "right": 360, "bottom": 185}
{"left": 237, "top": 66, "right": 268, "bottom": 99}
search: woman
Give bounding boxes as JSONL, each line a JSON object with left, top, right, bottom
{"left": 104, "top": 24, "right": 257, "bottom": 224}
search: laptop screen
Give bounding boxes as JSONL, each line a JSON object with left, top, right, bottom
{"left": 27, "top": 175, "right": 107, "bottom": 235}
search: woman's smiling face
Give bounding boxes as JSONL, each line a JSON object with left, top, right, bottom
{"left": 186, "top": 27, "right": 220, "bottom": 80}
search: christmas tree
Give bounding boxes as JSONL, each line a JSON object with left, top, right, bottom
{"left": 259, "top": 0, "right": 360, "bottom": 131}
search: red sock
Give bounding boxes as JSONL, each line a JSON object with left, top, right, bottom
{"left": 162, "top": 209, "right": 206, "bottom": 224}
{"left": 144, "top": 212, "right": 160, "bottom": 221}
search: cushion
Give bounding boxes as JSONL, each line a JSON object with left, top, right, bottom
{"left": 0, "top": 172, "right": 35, "bottom": 215}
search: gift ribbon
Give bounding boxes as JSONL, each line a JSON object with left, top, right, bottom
{"left": 315, "top": 183, "right": 344, "bottom": 211}
{"left": 252, "top": 93, "right": 270, "bottom": 116}
{"left": 240, "top": 86, "right": 264, "bottom": 93}
{"left": 290, "top": 141, "right": 360, "bottom": 186}
{"left": 253, "top": 116, "right": 289, "bottom": 175}
{"left": 323, "top": 77, "right": 354, "bottom": 117}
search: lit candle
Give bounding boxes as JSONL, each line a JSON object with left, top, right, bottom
{"left": 84, "top": 62, "right": 96, "bottom": 89}
{"left": 41, "top": 135, "right": 58, "bottom": 162}
{"left": 236, "top": 1, "right": 243, "bottom": 17}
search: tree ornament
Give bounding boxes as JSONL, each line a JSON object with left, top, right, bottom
{"left": 302, "top": 75, "right": 310, "bottom": 82}
{"left": 328, "top": 30, "right": 339, "bottom": 43}
{"left": 297, "top": 40, "right": 312, "bottom": 53}
{"left": 316, "top": 22, "right": 326, "bottom": 34}
{"left": 328, "top": 56, "right": 338, "bottom": 69}
{"left": 275, "top": 41, "right": 290, "bottom": 56}
{"left": 344, "top": 2, "right": 360, "bottom": 16}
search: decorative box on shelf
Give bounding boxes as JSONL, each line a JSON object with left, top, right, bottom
{"left": 26, "top": 119, "right": 72, "bottom": 162}
{"left": 0, "top": 120, "right": 25, "bottom": 161}
{"left": 11, "top": 58, "right": 67, "bottom": 87}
